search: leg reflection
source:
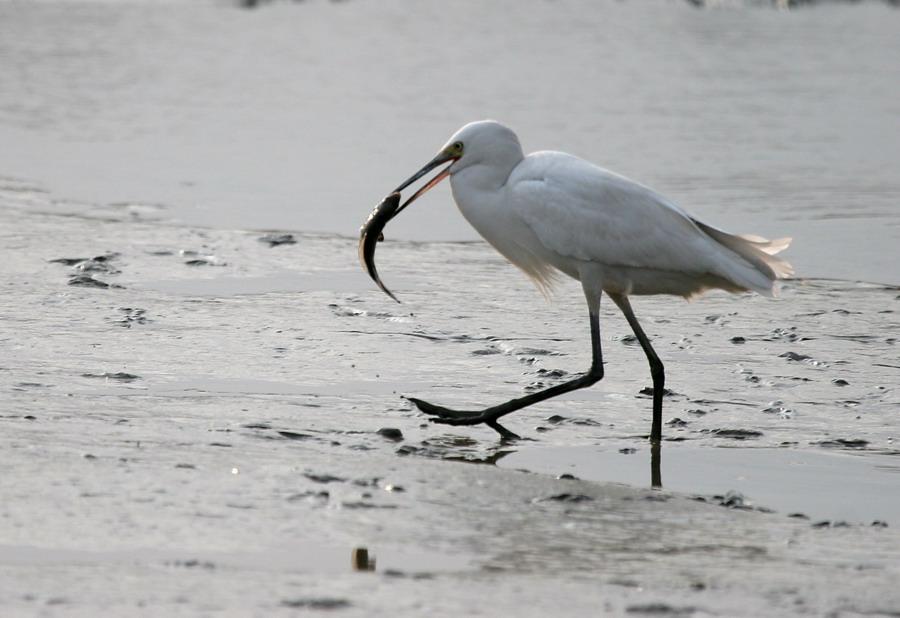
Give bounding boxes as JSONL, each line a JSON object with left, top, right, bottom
{"left": 651, "top": 441, "right": 662, "bottom": 489}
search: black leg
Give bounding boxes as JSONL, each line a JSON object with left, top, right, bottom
{"left": 410, "top": 308, "right": 605, "bottom": 438}
{"left": 608, "top": 293, "right": 664, "bottom": 443}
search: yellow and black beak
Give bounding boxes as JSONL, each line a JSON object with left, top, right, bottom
{"left": 391, "top": 149, "right": 460, "bottom": 217}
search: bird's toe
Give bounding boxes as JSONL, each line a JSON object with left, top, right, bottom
{"left": 406, "top": 397, "right": 483, "bottom": 421}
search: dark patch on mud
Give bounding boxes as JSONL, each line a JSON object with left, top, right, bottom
{"left": 68, "top": 274, "right": 123, "bottom": 289}
{"left": 50, "top": 252, "right": 120, "bottom": 268}
{"left": 111, "top": 307, "right": 149, "bottom": 327}
{"left": 280, "top": 598, "right": 351, "bottom": 610}
{"left": 814, "top": 438, "right": 870, "bottom": 449}
{"left": 704, "top": 428, "right": 764, "bottom": 440}
{"left": 184, "top": 257, "right": 224, "bottom": 267}
{"left": 81, "top": 372, "right": 141, "bottom": 382}
{"left": 278, "top": 430, "right": 313, "bottom": 441}
{"left": 696, "top": 490, "right": 773, "bottom": 513}
{"left": 258, "top": 232, "right": 297, "bottom": 247}
{"left": 638, "top": 387, "right": 679, "bottom": 398}
{"left": 535, "top": 493, "right": 594, "bottom": 504}
{"left": 287, "top": 490, "right": 330, "bottom": 506}
{"left": 303, "top": 472, "right": 346, "bottom": 484}
{"left": 51, "top": 252, "right": 124, "bottom": 288}
{"left": 625, "top": 603, "right": 697, "bottom": 616}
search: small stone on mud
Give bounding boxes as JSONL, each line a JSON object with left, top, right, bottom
{"left": 780, "top": 351, "right": 811, "bottom": 362}
{"left": 259, "top": 233, "right": 297, "bottom": 247}
{"left": 638, "top": 386, "right": 676, "bottom": 397}
{"left": 377, "top": 427, "right": 403, "bottom": 441}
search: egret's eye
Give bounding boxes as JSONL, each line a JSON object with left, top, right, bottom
{"left": 453, "top": 141, "right": 464, "bottom": 153}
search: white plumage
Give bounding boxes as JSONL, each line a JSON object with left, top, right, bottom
{"left": 445, "top": 121, "right": 793, "bottom": 300}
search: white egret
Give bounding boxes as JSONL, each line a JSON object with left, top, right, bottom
{"left": 381, "top": 120, "right": 793, "bottom": 442}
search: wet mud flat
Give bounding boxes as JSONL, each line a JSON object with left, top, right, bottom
{"left": 1, "top": 206, "right": 899, "bottom": 616}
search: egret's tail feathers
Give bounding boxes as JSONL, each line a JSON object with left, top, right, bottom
{"left": 738, "top": 234, "right": 792, "bottom": 257}
{"left": 695, "top": 222, "right": 794, "bottom": 297}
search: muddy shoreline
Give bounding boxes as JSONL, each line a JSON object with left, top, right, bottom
{"left": 1, "top": 205, "right": 898, "bottom": 616}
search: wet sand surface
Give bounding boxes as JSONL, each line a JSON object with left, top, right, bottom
{"left": 2, "top": 205, "right": 898, "bottom": 616}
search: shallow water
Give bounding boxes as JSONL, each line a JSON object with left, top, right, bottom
{"left": 0, "top": 0, "right": 899, "bottom": 284}
{"left": 501, "top": 445, "right": 900, "bottom": 525}
{"left": 1, "top": 1, "right": 900, "bottom": 615}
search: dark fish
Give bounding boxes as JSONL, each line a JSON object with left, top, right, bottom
{"left": 358, "top": 192, "right": 401, "bottom": 302}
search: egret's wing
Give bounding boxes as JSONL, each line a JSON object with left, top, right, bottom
{"left": 510, "top": 152, "right": 718, "bottom": 273}
{"left": 509, "top": 152, "right": 792, "bottom": 295}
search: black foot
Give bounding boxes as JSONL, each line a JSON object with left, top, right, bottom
{"left": 405, "top": 397, "right": 521, "bottom": 441}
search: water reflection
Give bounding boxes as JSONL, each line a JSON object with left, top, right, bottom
{"left": 651, "top": 442, "right": 662, "bottom": 489}
{"left": 499, "top": 445, "right": 900, "bottom": 525}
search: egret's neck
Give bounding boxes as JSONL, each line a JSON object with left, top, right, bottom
{"left": 450, "top": 161, "right": 511, "bottom": 194}
{"left": 449, "top": 156, "right": 521, "bottom": 237}
{"left": 450, "top": 142, "right": 522, "bottom": 194}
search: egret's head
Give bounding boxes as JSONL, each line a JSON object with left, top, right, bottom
{"left": 437, "top": 120, "right": 522, "bottom": 173}
{"left": 391, "top": 120, "right": 522, "bottom": 215}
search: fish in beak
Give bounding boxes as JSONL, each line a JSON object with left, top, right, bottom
{"left": 358, "top": 146, "right": 461, "bottom": 302}
{"left": 358, "top": 192, "right": 401, "bottom": 302}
